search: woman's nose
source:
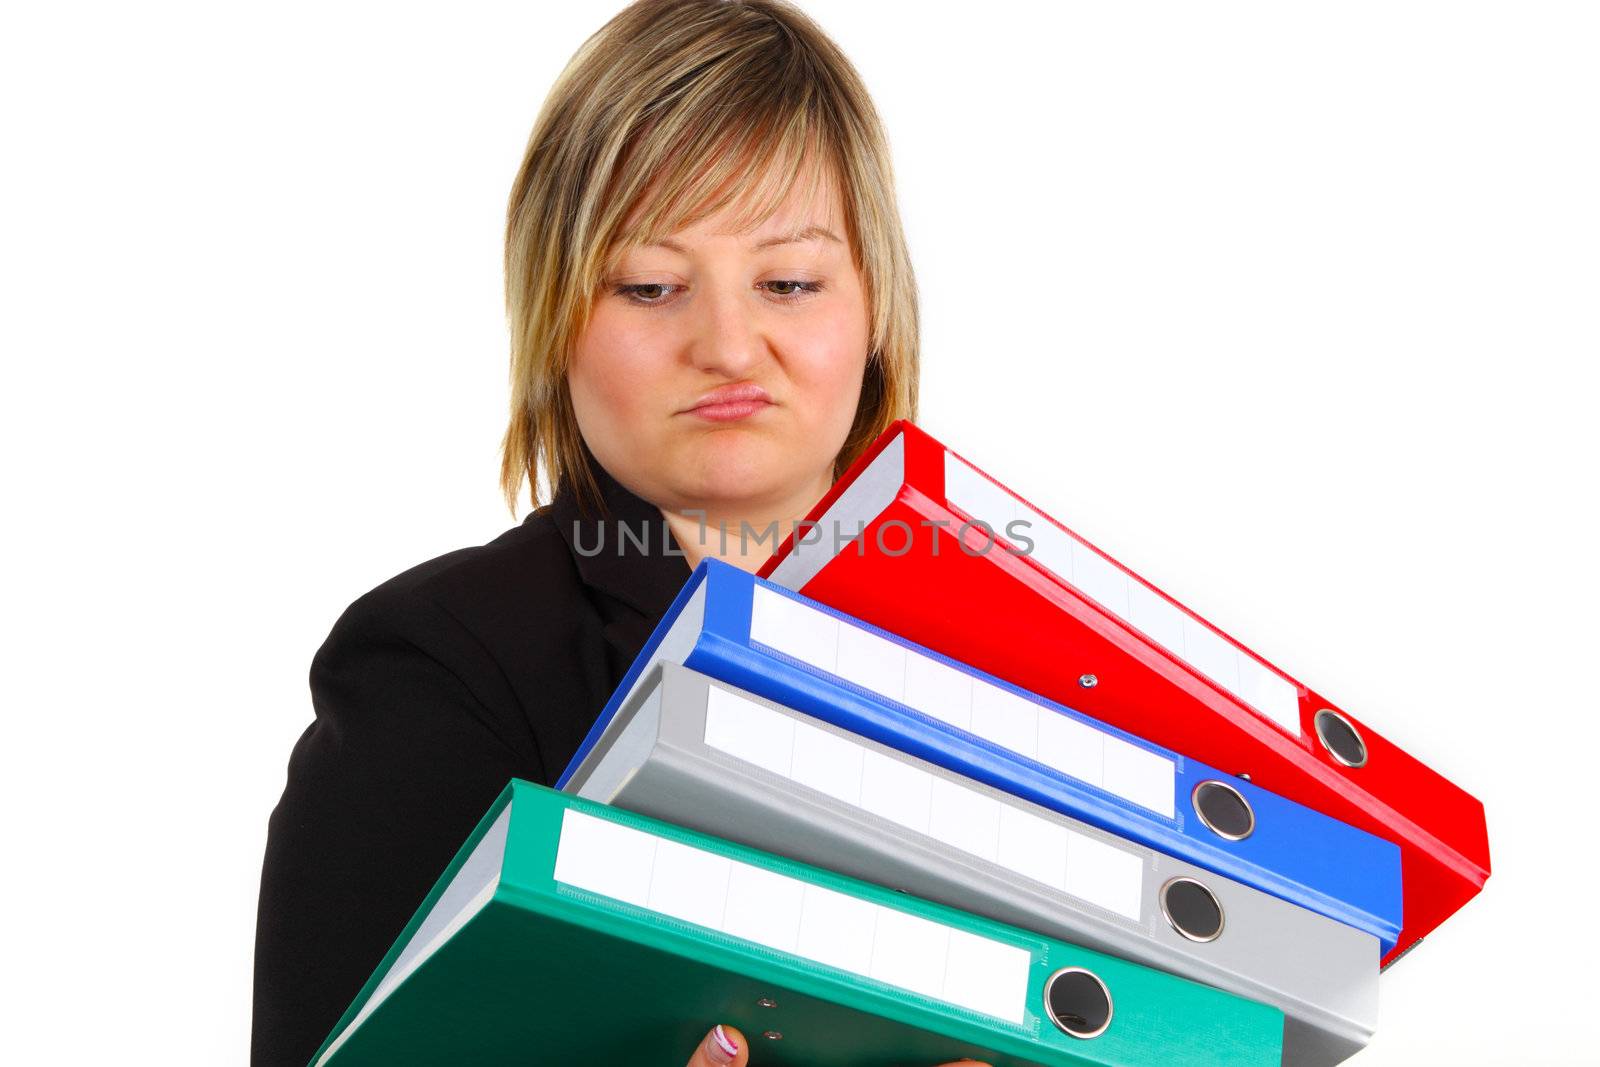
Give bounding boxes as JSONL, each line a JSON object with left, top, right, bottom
{"left": 686, "top": 285, "right": 767, "bottom": 378}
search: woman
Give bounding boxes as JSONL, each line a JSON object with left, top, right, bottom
{"left": 252, "top": 2, "right": 981, "bottom": 1064}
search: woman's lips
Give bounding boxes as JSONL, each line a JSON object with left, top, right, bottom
{"left": 689, "top": 399, "right": 770, "bottom": 421}
{"left": 684, "top": 384, "right": 773, "bottom": 422}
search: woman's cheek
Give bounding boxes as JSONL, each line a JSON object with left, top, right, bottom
{"left": 585, "top": 321, "right": 671, "bottom": 420}
{"left": 790, "top": 308, "right": 869, "bottom": 405}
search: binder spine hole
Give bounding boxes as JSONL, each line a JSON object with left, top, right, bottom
{"left": 1160, "top": 877, "right": 1225, "bottom": 943}
{"left": 1191, "top": 780, "right": 1255, "bottom": 841}
{"left": 1314, "top": 708, "right": 1368, "bottom": 768}
{"left": 1043, "top": 967, "right": 1113, "bottom": 1039}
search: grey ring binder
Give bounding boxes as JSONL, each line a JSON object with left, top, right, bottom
{"left": 565, "top": 661, "right": 1380, "bottom": 1066}
{"left": 1160, "top": 876, "right": 1226, "bottom": 943}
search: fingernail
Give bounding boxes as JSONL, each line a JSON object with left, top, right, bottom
{"left": 706, "top": 1024, "right": 740, "bottom": 1064}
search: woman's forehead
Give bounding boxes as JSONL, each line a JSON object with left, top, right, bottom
{"left": 615, "top": 150, "right": 845, "bottom": 251}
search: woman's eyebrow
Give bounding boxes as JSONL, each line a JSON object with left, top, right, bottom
{"left": 640, "top": 225, "right": 842, "bottom": 254}
{"left": 750, "top": 224, "right": 842, "bottom": 250}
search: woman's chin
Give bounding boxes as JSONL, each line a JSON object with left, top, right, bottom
{"left": 672, "top": 432, "right": 799, "bottom": 504}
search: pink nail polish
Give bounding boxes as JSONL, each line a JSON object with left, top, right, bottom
{"left": 711, "top": 1024, "right": 740, "bottom": 1062}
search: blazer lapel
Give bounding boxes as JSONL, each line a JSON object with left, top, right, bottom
{"left": 549, "top": 446, "right": 694, "bottom": 625}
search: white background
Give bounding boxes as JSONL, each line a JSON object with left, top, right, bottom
{"left": 3, "top": 2, "right": 1596, "bottom": 1063}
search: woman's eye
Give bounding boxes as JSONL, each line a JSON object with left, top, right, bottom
{"left": 761, "top": 279, "right": 825, "bottom": 298}
{"left": 611, "top": 279, "right": 824, "bottom": 306}
{"left": 614, "top": 282, "right": 681, "bottom": 305}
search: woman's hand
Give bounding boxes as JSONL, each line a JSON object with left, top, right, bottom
{"left": 682, "top": 1024, "right": 991, "bottom": 1067}
{"left": 684, "top": 1025, "right": 747, "bottom": 1067}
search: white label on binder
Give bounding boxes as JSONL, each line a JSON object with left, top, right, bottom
{"left": 869, "top": 908, "right": 953, "bottom": 1001}
{"left": 790, "top": 719, "right": 866, "bottom": 806}
{"left": 903, "top": 652, "right": 974, "bottom": 731}
{"left": 704, "top": 689, "right": 1145, "bottom": 922}
{"left": 943, "top": 451, "right": 1304, "bottom": 737}
{"left": 1065, "top": 829, "right": 1145, "bottom": 921}
{"left": 996, "top": 805, "right": 1071, "bottom": 889}
{"left": 943, "top": 453, "right": 1020, "bottom": 539}
{"left": 704, "top": 684, "right": 794, "bottom": 778}
{"left": 970, "top": 684, "right": 1041, "bottom": 759}
{"left": 1103, "top": 737, "right": 1178, "bottom": 819}
{"left": 1127, "top": 580, "right": 1188, "bottom": 661}
{"left": 929, "top": 777, "right": 1003, "bottom": 863}
{"left": 553, "top": 809, "right": 1032, "bottom": 1023}
{"left": 1183, "top": 616, "right": 1240, "bottom": 694}
{"left": 552, "top": 806, "right": 656, "bottom": 908}
{"left": 748, "top": 584, "right": 1177, "bottom": 816}
{"left": 722, "top": 861, "right": 806, "bottom": 952}
{"left": 1036, "top": 710, "right": 1107, "bottom": 789}
{"left": 647, "top": 838, "right": 733, "bottom": 931}
{"left": 858, "top": 748, "right": 934, "bottom": 835}
{"left": 750, "top": 581, "right": 839, "bottom": 673}
{"left": 834, "top": 622, "right": 909, "bottom": 703}
{"left": 796, "top": 883, "right": 879, "bottom": 976}
{"left": 1070, "top": 542, "right": 1132, "bottom": 620}
{"left": 943, "top": 930, "right": 1033, "bottom": 1023}
{"left": 1027, "top": 517, "right": 1079, "bottom": 587}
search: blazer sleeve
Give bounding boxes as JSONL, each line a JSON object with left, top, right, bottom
{"left": 251, "top": 583, "right": 545, "bottom": 1067}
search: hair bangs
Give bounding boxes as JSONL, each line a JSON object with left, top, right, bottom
{"left": 602, "top": 85, "right": 837, "bottom": 273}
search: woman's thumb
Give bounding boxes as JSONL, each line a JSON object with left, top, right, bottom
{"left": 684, "top": 1024, "right": 750, "bottom": 1067}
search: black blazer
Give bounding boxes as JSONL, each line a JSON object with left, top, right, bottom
{"left": 251, "top": 457, "right": 693, "bottom": 1067}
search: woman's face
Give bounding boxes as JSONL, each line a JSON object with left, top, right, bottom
{"left": 567, "top": 163, "right": 869, "bottom": 522}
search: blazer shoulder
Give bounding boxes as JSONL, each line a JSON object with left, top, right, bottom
{"left": 325, "top": 507, "right": 579, "bottom": 647}
{"left": 305, "top": 509, "right": 579, "bottom": 762}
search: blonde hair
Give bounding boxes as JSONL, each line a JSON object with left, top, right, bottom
{"left": 500, "top": 0, "right": 919, "bottom": 516}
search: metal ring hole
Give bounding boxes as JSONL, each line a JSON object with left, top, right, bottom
{"left": 1043, "top": 967, "right": 1113, "bottom": 1040}
{"left": 1315, "top": 708, "right": 1368, "bottom": 768}
{"left": 1160, "top": 877, "right": 1225, "bottom": 943}
{"left": 1192, "top": 780, "right": 1255, "bottom": 841}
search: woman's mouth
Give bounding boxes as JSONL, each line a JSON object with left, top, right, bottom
{"left": 683, "top": 383, "right": 773, "bottom": 422}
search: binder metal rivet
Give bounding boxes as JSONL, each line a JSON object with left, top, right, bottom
{"left": 756, "top": 997, "right": 777, "bottom": 1008}
{"left": 1314, "top": 708, "right": 1368, "bottom": 768}
{"left": 1078, "top": 673, "right": 1098, "bottom": 689}
{"left": 1043, "top": 967, "right": 1113, "bottom": 1039}
{"left": 762, "top": 1031, "right": 783, "bottom": 1041}
{"left": 1160, "top": 876, "right": 1226, "bottom": 943}
{"left": 1192, "top": 780, "right": 1255, "bottom": 841}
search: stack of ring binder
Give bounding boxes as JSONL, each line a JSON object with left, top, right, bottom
{"left": 314, "top": 420, "right": 1488, "bottom": 1066}
{"left": 756, "top": 420, "right": 1491, "bottom": 970}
